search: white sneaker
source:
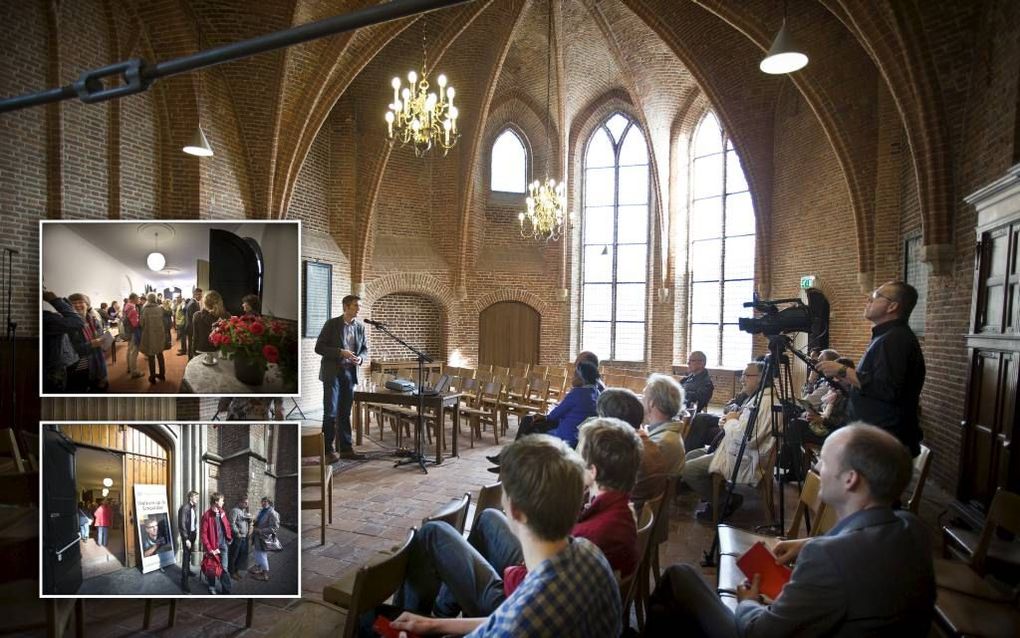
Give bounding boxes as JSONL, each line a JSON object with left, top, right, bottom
{"left": 208, "top": 586, "right": 216, "bottom": 595}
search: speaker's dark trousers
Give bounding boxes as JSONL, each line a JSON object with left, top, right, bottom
{"left": 323, "top": 366, "right": 357, "bottom": 453}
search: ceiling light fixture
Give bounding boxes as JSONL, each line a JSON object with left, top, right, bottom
{"left": 103, "top": 477, "right": 113, "bottom": 487}
{"left": 183, "top": 126, "right": 214, "bottom": 156}
{"left": 384, "top": 18, "right": 459, "bottom": 157}
{"left": 760, "top": 2, "right": 808, "bottom": 75}
{"left": 147, "top": 231, "right": 166, "bottom": 272}
{"left": 519, "top": 0, "right": 569, "bottom": 241}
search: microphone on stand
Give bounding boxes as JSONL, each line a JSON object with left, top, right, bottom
{"left": 364, "top": 318, "right": 385, "bottom": 328}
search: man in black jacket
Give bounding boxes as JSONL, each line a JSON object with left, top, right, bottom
{"left": 817, "top": 281, "right": 925, "bottom": 456}
{"left": 315, "top": 294, "right": 369, "bottom": 460}
{"left": 177, "top": 490, "right": 199, "bottom": 593}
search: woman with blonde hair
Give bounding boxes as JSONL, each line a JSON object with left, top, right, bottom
{"left": 191, "top": 290, "right": 230, "bottom": 355}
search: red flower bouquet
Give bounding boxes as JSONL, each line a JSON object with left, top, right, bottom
{"left": 210, "top": 315, "right": 297, "bottom": 388}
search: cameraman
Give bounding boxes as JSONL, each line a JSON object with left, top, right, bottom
{"left": 816, "top": 281, "right": 925, "bottom": 456}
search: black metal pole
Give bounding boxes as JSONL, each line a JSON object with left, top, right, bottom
{"left": 0, "top": 0, "right": 474, "bottom": 113}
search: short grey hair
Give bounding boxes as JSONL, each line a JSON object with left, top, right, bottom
{"left": 643, "top": 373, "right": 684, "bottom": 418}
{"left": 834, "top": 422, "right": 912, "bottom": 505}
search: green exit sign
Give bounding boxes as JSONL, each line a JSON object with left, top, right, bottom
{"left": 800, "top": 275, "right": 816, "bottom": 289}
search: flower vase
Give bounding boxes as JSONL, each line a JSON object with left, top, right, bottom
{"left": 233, "top": 356, "right": 266, "bottom": 386}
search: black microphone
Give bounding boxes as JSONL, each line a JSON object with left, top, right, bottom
{"left": 364, "top": 318, "right": 385, "bottom": 328}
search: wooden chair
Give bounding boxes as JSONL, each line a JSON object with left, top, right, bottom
{"left": 323, "top": 528, "right": 416, "bottom": 638}
{"left": 0, "top": 429, "right": 27, "bottom": 474}
{"left": 905, "top": 443, "right": 932, "bottom": 514}
{"left": 620, "top": 504, "right": 655, "bottom": 632}
{"left": 467, "top": 482, "right": 504, "bottom": 535}
{"left": 718, "top": 469, "right": 827, "bottom": 560}
{"left": 422, "top": 492, "right": 471, "bottom": 534}
{"left": 648, "top": 478, "right": 676, "bottom": 585}
{"left": 461, "top": 381, "right": 503, "bottom": 446}
{"left": 301, "top": 431, "right": 334, "bottom": 546}
{"left": 632, "top": 494, "right": 664, "bottom": 632}
{"left": 456, "top": 377, "right": 482, "bottom": 448}
{"left": 943, "top": 489, "right": 1020, "bottom": 574}
{"left": 498, "top": 376, "right": 534, "bottom": 436}
{"left": 935, "top": 489, "right": 1020, "bottom": 607}
{"left": 525, "top": 377, "right": 552, "bottom": 413}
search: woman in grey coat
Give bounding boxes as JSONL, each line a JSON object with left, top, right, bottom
{"left": 139, "top": 293, "right": 167, "bottom": 384}
{"left": 249, "top": 496, "right": 281, "bottom": 581}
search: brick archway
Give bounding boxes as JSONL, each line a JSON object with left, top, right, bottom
{"left": 362, "top": 273, "right": 458, "bottom": 314}
{"left": 472, "top": 288, "right": 548, "bottom": 317}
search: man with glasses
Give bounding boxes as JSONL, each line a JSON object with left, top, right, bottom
{"left": 816, "top": 281, "right": 925, "bottom": 456}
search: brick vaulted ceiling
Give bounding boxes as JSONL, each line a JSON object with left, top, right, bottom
{"left": 118, "top": 0, "right": 950, "bottom": 287}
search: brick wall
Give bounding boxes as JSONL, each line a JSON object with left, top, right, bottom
{"left": 369, "top": 293, "right": 445, "bottom": 363}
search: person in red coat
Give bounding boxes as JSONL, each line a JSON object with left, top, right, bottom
{"left": 93, "top": 499, "right": 111, "bottom": 547}
{"left": 200, "top": 492, "right": 233, "bottom": 594}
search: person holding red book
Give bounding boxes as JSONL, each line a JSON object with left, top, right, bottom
{"left": 645, "top": 422, "right": 935, "bottom": 637}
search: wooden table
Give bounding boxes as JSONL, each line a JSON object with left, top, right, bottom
{"left": 353, "top": 387, "right": 462, "bottom": 464}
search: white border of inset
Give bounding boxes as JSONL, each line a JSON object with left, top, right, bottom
{"left": 38, "top": 421, "right": 303, "bottom": 599}
{"left": 38, "top": 219, "right": 303, "bottom": 398}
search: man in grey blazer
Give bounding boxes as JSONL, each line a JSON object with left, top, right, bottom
{"left": 645, "top": 422, "right": 935, "bottom": 637}
{"left": 315, "top": 294, "right": 369, "bottom": 460}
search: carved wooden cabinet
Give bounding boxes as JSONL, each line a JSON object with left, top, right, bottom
{"left": 960, "top": 165, "right": 1020, "bottom": 514}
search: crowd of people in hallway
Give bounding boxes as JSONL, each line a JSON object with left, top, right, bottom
{"left": 339, "top": 280, "right": 934, "bottom": 637}
{"left": 41, "top": 286, "right": 266, "bottom": 394}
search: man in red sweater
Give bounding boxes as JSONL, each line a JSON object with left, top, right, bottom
{"left": 200, "top": 492, "right": 233, "bottom": 595}
{"left": 394, "top": 417, "right": 641, "bottom": 620}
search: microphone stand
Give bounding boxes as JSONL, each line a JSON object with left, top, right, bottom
{"left": 366, "top": 321, "right": 437, "bottom": 474}
{"left": 2, "top": 248, "right": 17, "bottom": 433}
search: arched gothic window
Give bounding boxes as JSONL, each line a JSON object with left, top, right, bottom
{"left": 581, "top": 112, "right": 649, "bottom": 362}
{"left": 490, "top": 128, "right": 528, "bottom": 193}
{"left": 688, "top": 111, "right": 755, "bottom": 368}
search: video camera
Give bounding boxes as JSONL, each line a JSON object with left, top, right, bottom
{"left": 737, "top": 293, "right": 822, "bottom": 336}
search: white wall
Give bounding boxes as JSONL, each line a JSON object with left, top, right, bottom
{"left": 235, "top": 222, "right": 299, "bottom": 321}
{"left": 42, "top": 224, "right": 151, "bottom": 306}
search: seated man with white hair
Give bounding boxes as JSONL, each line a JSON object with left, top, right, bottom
{"left": 646, "top": 422, "right": 935, "bottom": 636}
{"left": 643, "top": 374, "right": 687, "bottom": 476}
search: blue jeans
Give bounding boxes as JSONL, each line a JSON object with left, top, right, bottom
{"left": 97, "top": 526, "right": 108, "bottom": 546}
{"left": 395, "top": 509, "right": 523, "bottom": 618}
{"left": 80, "top": 524, "right": 89, "bottom": 541}
{"left": 322, "top": 367, "right": 356, "bottom": 453}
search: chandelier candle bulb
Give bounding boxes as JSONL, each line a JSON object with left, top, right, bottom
{"left": 383, "top": 65, "right": 460, "bottom": 156}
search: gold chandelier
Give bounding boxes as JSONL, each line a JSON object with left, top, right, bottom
{"left": 519, "top": 0, "right": 568, "bottom": 241}
{"left": 519, "top": 178, "right": 567, "bottom": 240}
{"left": 384, "top": 22, "right": 458, "bottom": 157}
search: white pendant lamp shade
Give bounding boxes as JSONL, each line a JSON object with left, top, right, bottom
{"left": 760, "top": 19, "right": 808, "bottom": 74}
{"left": 183, "top": 126, "right": 214, "bottom": 156}
{"left": 147, "top": 251, "right": 166, "bottom": 271}
{"left": 102, "top": 477, "right": 113, "bottom": 487}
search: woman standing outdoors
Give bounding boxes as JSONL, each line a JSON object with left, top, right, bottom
{"left": 139, "top": 293, "right": 168, "bottom": 384}
{"left": 248, "top": 496, "right": 280, "bottom": 582}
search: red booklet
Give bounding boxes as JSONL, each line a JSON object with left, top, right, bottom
{"left": 372, "top": 616, "right": 421, "bottom": 638}
{"left": 736, "top": 541, "right": 792, "bottom": 600}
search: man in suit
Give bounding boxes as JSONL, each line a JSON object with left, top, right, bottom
{"left": 315, "top": 294, "right": 369, "bottom": 460}
{"left": 177, "top": 489, "right": 199, "bottom": 593}
{"left": 646, "top": 422, "right": 935, "bottom": 637}
{"left": 183, "top": 288, "right": 203, "bottom": 359}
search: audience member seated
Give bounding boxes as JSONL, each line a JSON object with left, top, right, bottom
{"left": 643, "top": 374, "right": 687, "bottom": 476}
{"left": 391, "top": 431, "right": 625, "bottom": 637}
{"left": 684, "top": 377, "right": 754, "bottom": 452}
{"left": 487, "top": 361, "right": 601, "bottom": 470}
{"left": 790, "top": 357, "right": 854, "bottom": 448}
{"left": 645, "top": 423, "right": 935, "bottom": 637}
{"left": 681, "top": 361, "right": 770, "bottom": 520}
{"left": 801, "top": 349, "right": 840, "bottom": 411}
{"left": 576, "top": 350, "right": 607, "bottom": 392}
{"left": 680, "top": 350, "right": 715, "bottom": 412}
{"left": 597, "top": 388, "right": 670, "bottom": 511}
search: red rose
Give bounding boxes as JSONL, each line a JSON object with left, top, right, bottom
{"left": 271, "top": 321, "right": 284, "bottom": 335}
{"left": 230, "top": 316, "right": 241, "bottom": 325}
{"left": 249, "top": 320, "right": 265, "bottom": 336}
{"left": 262, "top": 344, "right": 279, "bottom": 364}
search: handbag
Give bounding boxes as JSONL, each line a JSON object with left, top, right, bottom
{"left": 201, "top": 552, "right": 223, "bottom": 579}
{"left": 262, "top": 531, "right": 283, "bottom": 552}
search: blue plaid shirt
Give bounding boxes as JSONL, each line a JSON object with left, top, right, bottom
{"left": 466, "top": 536, "right": 621, "bottom": 638}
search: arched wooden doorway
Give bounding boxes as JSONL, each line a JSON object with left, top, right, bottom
{"left": 479, "top": 302, "right": 541, "bottom": 367}
{"left": 59, "top": 425, "right": 172, "bottom": 570}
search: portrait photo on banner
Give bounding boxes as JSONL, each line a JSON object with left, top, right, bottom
{"left": 134, "top": 484, "right": 176, "bottom": 574}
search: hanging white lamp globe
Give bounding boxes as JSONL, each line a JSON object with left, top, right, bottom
{"left": 102, "top": 477, "right": 113, "bottom": 487}
{"left": 102, "top": 488, "right": 109, "bottom": 497}
{"left": 760, "top": 19, "right": 808, "bottom": 74}
{"left": 147, "top": 231, "right": 166, "bottom": 272}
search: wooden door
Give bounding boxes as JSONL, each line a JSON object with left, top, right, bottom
{"left": 59, "top": 425, "right": 170, "bottom": 568}
{"left": 209, "top": 229, "right": 263, "bottom": 316}
{"left": 479, "top": 302, "right": 540, "bottom": 368}
{"left": 42, "top": 427, "right": 82, "bottom": 594}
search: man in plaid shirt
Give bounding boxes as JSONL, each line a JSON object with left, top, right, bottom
{"left": 391, "top": 434, "right": 622, "bottom": 637}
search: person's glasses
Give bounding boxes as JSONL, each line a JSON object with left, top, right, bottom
{"left": 741, "top": 373, "right": 760, "bottom": 379}
{"left": 869, "top": 290, "right": 894, "bottom": 303}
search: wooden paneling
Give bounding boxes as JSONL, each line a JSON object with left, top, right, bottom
{"left": 59, "top": 425, "right": 170, "bottom": 568}
{"left": 479, "top": 302, "right": 540, "bottom": 368}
